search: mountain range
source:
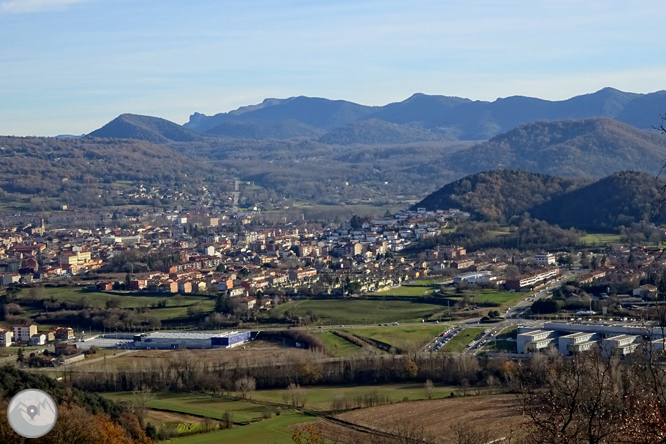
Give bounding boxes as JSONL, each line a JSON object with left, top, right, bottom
{"left": 1, "top": 87, "right": 664, "bottom": 212}
{"left": 88, "top": 87, "right": 666, "bottom": 143}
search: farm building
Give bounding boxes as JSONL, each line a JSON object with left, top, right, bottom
{"left": 132, "top": 331, "right": 251, "bottom": 349}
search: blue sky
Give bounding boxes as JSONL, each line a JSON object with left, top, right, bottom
{"left": 0, "top": 0, "right": 664, "bottom": 136}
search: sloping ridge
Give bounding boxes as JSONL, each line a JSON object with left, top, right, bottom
{"left": 206, "top": 119, "right": 325, "bottom": 139}
{"left": 319, "top": 119, "right": 443, "bottom": 145}
{"left": 88, "top": 113, "right": 203, "bottom": 143}
{"left": 530, "top": 171, "right": 666, "bottom": 231}
{"left": 447, "top": 118, "right": 666, "bottom": 178}
{"left": 185, "top": 96, "right": 377, "bottom": 132}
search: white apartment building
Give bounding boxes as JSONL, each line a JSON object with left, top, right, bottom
{"left": 0, "top": 329, "right": 13, "bottom": 347}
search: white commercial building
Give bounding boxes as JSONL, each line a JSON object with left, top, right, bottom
{"left": 602, "top": 335, "right": 640, "bottom": 357}
{"left": 132, "top": 331, "right": 251, "bottom": 349}
{"left": 453, "top": 271, "right": 493, "bottom": 284}
{"left": 517, "top": 330, "right": 557, "bottom": 353}
{"left": 558, "top": 332, "right": 598, "bottom": 355}
{"left": 517, "top": 322, "right": 661, "bottom": 356}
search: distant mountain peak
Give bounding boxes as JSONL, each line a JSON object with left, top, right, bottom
{"left": 87, "top": 113, "right": 203, "bottom": 143}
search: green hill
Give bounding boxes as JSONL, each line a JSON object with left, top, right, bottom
{"left": 530, "top": 171, "right": 666, "bottom": 231}
{"left": 415, "top": 170, "right": 584, "bottom": 221}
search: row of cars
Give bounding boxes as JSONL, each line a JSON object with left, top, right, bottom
{"left": 466, "top": 328, "right": 495, "bottom": 351}
{"left": 430, "top": 327, "right": 463, "bottom": 352}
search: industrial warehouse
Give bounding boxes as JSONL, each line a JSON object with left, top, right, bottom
{"left": 517, "top": 321, "right": 666, "bottom": 356}
{"left": 132, "top": 331, "right": 251, "bottom": 349}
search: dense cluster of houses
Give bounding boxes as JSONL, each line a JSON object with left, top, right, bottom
{"left": 0, "top": 207, "right": 475, "bottom": 301}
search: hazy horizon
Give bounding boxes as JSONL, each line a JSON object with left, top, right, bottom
{"left": 1, "top": 0, "right": 664, "bottom": 136}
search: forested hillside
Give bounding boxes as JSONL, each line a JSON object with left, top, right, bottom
{"left": 446, "top": 118, "right": 666, "bottom": 178}
{"left": 530, "top": 171, "right": 666, "bottom": 230}
{"left": 415, "top": 170, "right": 585, "bottom": 221}
{"left": 0, "top": 366, "right": 151, "bottom": 443}
{"left": 0, "top": 136, "right": 229, "bottom": 209}
{"left": 417, "top": 170, "right": 666, "bottom": 231}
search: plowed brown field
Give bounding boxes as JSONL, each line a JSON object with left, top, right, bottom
{"left": 334, "top": 394, "right": 526, "bottom": 441}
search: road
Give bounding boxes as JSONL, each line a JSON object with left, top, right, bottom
{"left": 29, "top": 349, "right": 139, "bottom": 372}
{"left": 459, "top": 269, "right": 581, "bottom": 353}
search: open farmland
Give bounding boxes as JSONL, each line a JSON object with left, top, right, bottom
{"left": 75, "top": 341, "right": 318, "bottom": 371}
{"left": 102, "top": 392, "right": 270, "bottom": 423}
{"left": 275, "top": 299, "right": 447, "bottom": 325}
{"left": 168, "top": 410, "right": 314, "bottom": 444}
{"left": 333, "top": 394, "right": 525, "bottom": 442}
{"left": 347, "top": 324, "right": 449, "bottom": 350}
{"left": 145, "top": 409, "right": 204, "bottom": 428}
{"left": 438, "top": 287, "right": 524, "bottom": 309}
{"left": 316, "top": 331, "right": 364, "bottom": 357}
{"left": 252, "top": 383, "right": 465, "bottom": 411}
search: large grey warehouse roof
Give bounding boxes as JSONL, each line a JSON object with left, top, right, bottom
{"left": 147, "top": 331, "right": 246, "bottom": 340}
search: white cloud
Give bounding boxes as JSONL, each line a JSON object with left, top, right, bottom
{"left": 0, "top": 0, "right": 89, "bottom": 14}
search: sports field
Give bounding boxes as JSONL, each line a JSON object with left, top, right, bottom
{"left": 580, "top": 233, "right": 622, "bottom": 246}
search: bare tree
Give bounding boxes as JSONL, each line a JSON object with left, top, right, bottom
{"left": 520, "top": 349, "right": 627, "bottom": 444}
{"left": 132, "top": 387, "right": 154, "bottom": 427}
{"left": 234, "top": 376, "right": 256, "bottom": 400}
{"left": 424, "top": 379, "right": 435, "bottom": 400}
{"left": 286, "top": 382, "right": 307, "bottom": 407}
{"left": 446, "top": 423, "right": 491, "bottom": 444}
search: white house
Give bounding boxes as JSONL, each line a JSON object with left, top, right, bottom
{"left": 29, "top": 333, "right": 46, "bottom": 346}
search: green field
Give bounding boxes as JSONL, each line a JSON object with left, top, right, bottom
{"left": 369, "top": 285, "right": 434, "bottom": 297}
{"left": 39, "top": 287, "right": 211, "bottom": 309}
{"left": 580, "top": 233, "right": 622, "bottom": 246}
{"left": 348, "top": 324, "right": 449, "bottom": 350}
{"left": 439, "top": 288, "right": 523, "bottom": 309}
{"left": 275, "top": 299, "right": 447, "bottom": 325}
{"left": 169, "top": 410, "right": 313, "bottom": 444}
{"left": 101, "top": 392, "right": 269, "bottom": 423}
{"left": 316, "top": 331, "right": 363, "bottom": 357}
{"left": 252, "top": 383, "right": 463, "bottom": 411}
{"left": 441, "top": 327, "right": 486, "bottom": 353}
{"left": 30, "top": 287, "right": 215, "bottom": 322}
